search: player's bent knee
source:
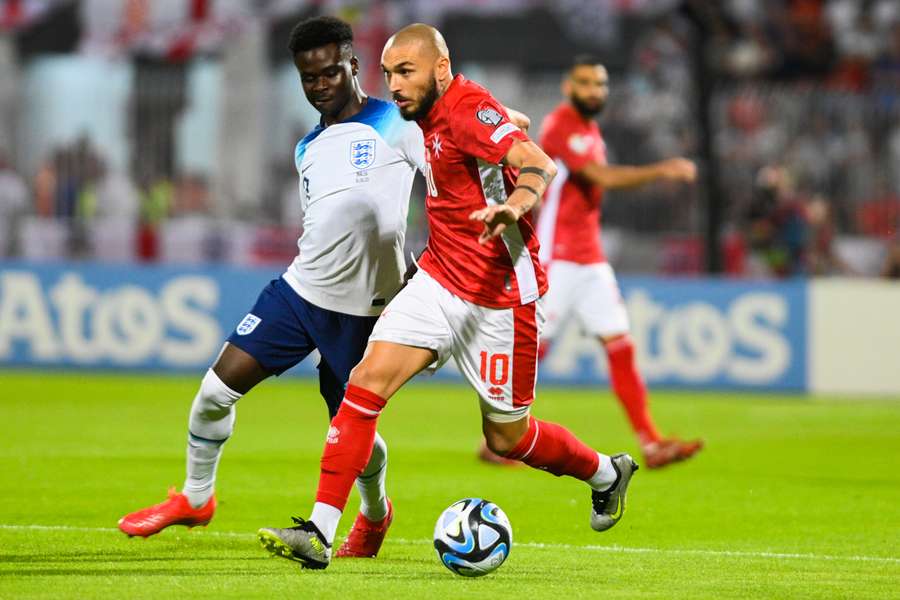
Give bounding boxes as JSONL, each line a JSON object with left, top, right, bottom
{"left": 484, "top": 435, "right": 517, "bottom": 456}
{"left": 211, "top": 343, "right": 269, "bottom": 394}
{"left": 348, "top": 356, "right": 402, "bottom": 398}
{"left": 483, "top": 418, "right": 530, "bottom": 456}
{"left": 347, "top": 360, "right": 384, "bottom": 391}
{"left": 188, "top": 369, "right": 243, "bottom": 440}
{"left": 349, "top": 342, "right": 435, "bottom": 399}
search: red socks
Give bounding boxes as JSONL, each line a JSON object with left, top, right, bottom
{"left": 318, "top": 382, "right": 607, "bottom": 506}
{"left": 505, "top": 416, "right": 599, "bottom": 481}
{"left": 606, "top": 335, "right": 660, "bottom": 446}
{"left": 316, "top": 385, "right": 387, "bottom": 510}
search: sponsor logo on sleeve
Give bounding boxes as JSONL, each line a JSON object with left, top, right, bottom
{"left": 490, "top": 122, "right": 520, "bottom": 144}
{"left": 350, "top": 139, "right": 376, "bottom": 169}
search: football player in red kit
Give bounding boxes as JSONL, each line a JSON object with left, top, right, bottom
{"left": 256, "top": 25, "right": 639, "bottom": 570}
{"left": 534, "top": 55, "right": 702, "bottom": 469}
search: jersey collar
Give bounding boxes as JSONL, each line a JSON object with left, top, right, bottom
{"left": 419, "top": 74, "right": 466, "bottom": 125}
{"left": 316, "top": 96, "right": 379, "bottom": 129}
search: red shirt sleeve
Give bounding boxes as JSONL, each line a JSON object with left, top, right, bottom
{"left": 449, "top": 93, "right": 529, "bottom": 164}
{"left": 540, "top": 114, "right": 594, "bottom": 173}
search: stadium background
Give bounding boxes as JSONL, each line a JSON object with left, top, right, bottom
{"left": 0, "top": 2, "right": 898, "bottom": 598}
{"left": 1, "top": 0, "right": 898, "bottom": 394}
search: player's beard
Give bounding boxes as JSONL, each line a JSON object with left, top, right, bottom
{"left": 398, "top": 75, "right": 439, "bottom": 121}
{"left": 570, "top": 94, "right": 605, "bottom": 118}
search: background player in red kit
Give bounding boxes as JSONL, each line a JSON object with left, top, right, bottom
{"left": 256, "top": 25, "right": 639, "bottom": 570}
{"left": 535, "top": 55, "right": 702, "bottom": 469}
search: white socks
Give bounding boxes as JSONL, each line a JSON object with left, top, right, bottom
{"left": 587, "top": 453, "right": 617, "bottom": 491}
{"left": 183, "top": 369, "right": 242, "bottom": 508}
{"left": 311, "top": 502, "right": 342, "bottom": 545}
{"left": 356, "top": 432, "right": 389, "bottom": 522}
{"left": 180, "top": 369, "right": 391, "bottom": 531}
{"left": 183, "top": 437, "right": 224, "bottom": 508}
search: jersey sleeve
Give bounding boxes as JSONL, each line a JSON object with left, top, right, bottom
{"left": 540, "top": 116, "right": 595, "bottom": 173}
{"left": 449, "top": 93, "right": 529, "bottom": 165}
{"left": 396, "top": 120, "right": 427, "bottom": 173}
{"left": 294, "top": 139, "right": 304, "bottom": 175}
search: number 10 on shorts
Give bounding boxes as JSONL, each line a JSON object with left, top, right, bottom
{"left": 479, "top": 351, "right": 510, "bottom": 386}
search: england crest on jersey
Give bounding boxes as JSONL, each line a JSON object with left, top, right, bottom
{"left": 350, "top": 139, "right": 376, "bottom": 169}
{"left": 236, "top": 313, "right": 261, "bottom": 336}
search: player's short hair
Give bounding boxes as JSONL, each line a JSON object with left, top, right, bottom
{"left": 288, "top": 16, "right": 354, "bottom": 56}
{"left": 571, "top": 54, "right": 604, "bottom": 70}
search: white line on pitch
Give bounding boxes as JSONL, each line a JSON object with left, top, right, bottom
{"left": 1, "top": 524, "right": 897, "bottom": 565}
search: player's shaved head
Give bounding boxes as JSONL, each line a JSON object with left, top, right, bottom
{"left": 382, "top": 23, "right": 453, "bottom": 121}
{"left": 384, "top": 23, "right": 449, "bottom": 61}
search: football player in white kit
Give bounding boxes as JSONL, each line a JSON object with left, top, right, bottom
{"left": 117, "top": 16, "right": 425, "bottom": 559}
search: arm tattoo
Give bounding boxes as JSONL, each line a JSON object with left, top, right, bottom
{"left": 520, "top": 166, "right": 552, "bottom": 185}
{"left": 514, "top": 184, "right": 541, "bottom": 201}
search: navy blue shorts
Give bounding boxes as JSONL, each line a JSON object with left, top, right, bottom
{"left": 226, "top": 277, "right": 379, "bottom": 418}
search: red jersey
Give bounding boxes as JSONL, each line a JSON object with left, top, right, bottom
{"left": 416, "top": 75, "right": 548, "bottom": 308}
{"left": 536, "top": 102, "right": 607, "bottom": 265}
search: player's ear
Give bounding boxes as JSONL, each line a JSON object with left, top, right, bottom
{"left": 350, "top": 55, "right": 360, "bottom": 77}
{"left": 561, "top": 75, "right": 571, "bottom": 97}
{"left": 435, "top": 56, "right": 451, "bottom": 81}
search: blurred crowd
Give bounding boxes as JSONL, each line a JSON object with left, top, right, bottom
{"left": 712, "top": 0, "right": 900, "bottom": 86}
{"left": 1, "top": 134, "right": 300, "bottom": 264}
{"left": 708, "top": 0, "right": 900, "bottom": 277}
{"left": 591, "top": 0, "right": 900, "bottom": 277}
{"left": 1, "top": 0, "right": 899, "bottom": 278}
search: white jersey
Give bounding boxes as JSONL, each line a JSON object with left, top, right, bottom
{"left": 283, "top": 97, "right": 426, "bottom": 317}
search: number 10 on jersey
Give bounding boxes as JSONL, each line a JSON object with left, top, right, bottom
{"left": 479, "top": 351, "right": 510, "bottom": 386}
{"left": 424, "top": 162, "right": 438, "bottom": 197}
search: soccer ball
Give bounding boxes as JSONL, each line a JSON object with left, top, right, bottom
{"left": 433, "top": 498, "right": 512, "bottom": 577}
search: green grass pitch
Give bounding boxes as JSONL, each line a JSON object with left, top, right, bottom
{"left": 1, "top": 371, "right": 898, "bottom": 599}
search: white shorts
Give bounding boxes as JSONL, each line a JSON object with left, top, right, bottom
{"left": 369, "top": 269, "right": 544, "bottom": 422}
{"left": 542, "top": 261, "right": 629, "bottom": 340}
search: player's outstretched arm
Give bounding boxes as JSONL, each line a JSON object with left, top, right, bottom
{"left": 578, "top": 157, "right": 697, "bottom": 190}
{"left": 469, "top": 140, "right": 557, "bottom": 245}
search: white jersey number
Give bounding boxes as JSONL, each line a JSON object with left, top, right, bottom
{"left": 424, "top": 162, "right": 438, "bottom": 197}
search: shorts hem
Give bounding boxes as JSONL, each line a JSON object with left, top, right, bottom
{"left": 224, "top": 336, "right": 286, "bottom": 376}
{"left": 481, "top": 405, "right": 531, "bottom": 423}
{"left": 366, "top": 334, "right": 446, "bottom": 372}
